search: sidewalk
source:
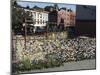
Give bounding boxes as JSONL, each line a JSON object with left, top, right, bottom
{"left": 21, "top": 59, "right": 96, "bottom": 74}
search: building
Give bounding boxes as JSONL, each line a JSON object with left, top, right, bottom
{"left": 24, "top": 9, "right": 49, "bottom": 33}
{"left": 76, "top": 5, "right": 96, "bottom": 37}
{"left": 57, "top": 8, "right": 76, "bottom": 33}
{"left": 14, "top": 5, "right": 76, "bottom": 34}
{"left": 48, "top": 7, "right": 58, "bottom": 32}
{"left": 57, "top": 8, "right": 75, "bottom": 28}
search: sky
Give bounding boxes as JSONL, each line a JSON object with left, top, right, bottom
{"left": 17, "top": 1, "right": 76, "bottom": 12}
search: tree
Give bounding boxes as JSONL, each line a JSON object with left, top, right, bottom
{"left": 53, "top": 3, "right": 59, "bottom": 11}
{"left": 12, "top": 1, "right": 33, "bottom": 35}
{"left": 33, "top": 5, "right": 43, "bottom": 10}
{"left": 26, "top": 5, "right": 30, "bottom": 9}
{"left": 44, "top": 6, "right": 54, "bottom": 12}
{"left": 12, "top": 2, "right": 25, "bottom": 34}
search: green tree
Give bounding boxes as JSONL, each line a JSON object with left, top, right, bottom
{"left": 44, "top": 6, "right": 54, "bottom": 12}
{"left": 53, "top": 3, "right": 59, "bottom": 11}
{"left": 12, "top": 1, "right": 25, "bottom": 34}
{"left": 12, "top": 1, "right": 33, "bottom": 35}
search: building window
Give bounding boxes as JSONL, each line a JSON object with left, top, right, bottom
{"left": 43, "top": 20, "right": 44, "bottom": 24}
{"left": 40, "top": 19, "right": 42, "bottom": 24}
{"left": 37, "top": 19, "right": 39, "bottom": 24}
{"left": 40, "top": 14, "right": 42, "bottom": 18}
{"left": 33, "top": 12, "right": 36, "bottom": 18}
{"left": 33, "top": 19, "right": 36, "bottom": 24}
{"left": 37, "top": 13, "right": 39, "bottom": 18}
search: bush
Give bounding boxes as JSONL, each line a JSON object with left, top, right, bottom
{"left": 44, "top": 53, "right": 64, "bottom": 68}
{"left": 32, "top": 60, "right": 44, "bottom": 69}
{"left": 15, "top": 54, "right": 64, "bottom": 73}
{"left": 15, "top": 58, "right": 33, "bottom": 72}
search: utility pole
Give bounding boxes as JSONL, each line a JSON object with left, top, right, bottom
{"left": 24, "top": 19, "right": 27, "bottom": 50}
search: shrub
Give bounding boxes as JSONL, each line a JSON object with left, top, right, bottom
{"left": 44, "top": 53, "right": 64, "bottom": 68}
{"left": 15, "top": 58, "right": 33, "bottom": 72}
{"left": 15, "top": 53, "right": 64, "bottom": 73}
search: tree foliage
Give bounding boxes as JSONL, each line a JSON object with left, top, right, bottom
{"left": 12, "top": 1, "right": 33, "bottom": 35}
{"left": 12, "top": 1, "right": 25, "bottom": 34}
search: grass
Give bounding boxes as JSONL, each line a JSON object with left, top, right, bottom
{"left": 14, "top": 54, "right": 64, "bottom": 73}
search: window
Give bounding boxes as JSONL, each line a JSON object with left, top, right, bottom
{"left": 40, "top": 19, "right": 42, "bottom": 24}
{"left": 33, "top": 19, "right": 36, "bottom": 24}
{"left": 33, "top": 12, "right": 36, "bottom": 19}
{"left": 37, "top": 19, "right": 39, "bottom": 24}
{"left": 43, "top": 20, "right": 44, "bottom": 24}
{"left": 37, "top": 13, "right": 39, "bottom": 18}
{"left": 40, "top": 13, "right": 42, "bottom": 18}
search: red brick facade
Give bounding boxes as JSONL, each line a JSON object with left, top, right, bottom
{"left": 57, "top": 9, "right": 75, "bottom": 27}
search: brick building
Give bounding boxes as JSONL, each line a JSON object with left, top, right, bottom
{"left": 57, "top": 8, "right": 75, "bottom": 28}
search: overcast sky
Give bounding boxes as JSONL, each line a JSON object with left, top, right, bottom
{"left": 17, "top": 1, "right": 76, "bottom": 12}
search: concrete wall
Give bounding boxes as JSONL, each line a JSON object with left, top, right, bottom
{"left": 75, "top": 20, "right": 96, "bottom": 37}
{"left": 76, "top": 5, "right": 96, "bottom": 37}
